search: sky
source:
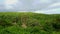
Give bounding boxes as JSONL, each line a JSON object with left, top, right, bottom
{"left": 0, "top": 0, "right": 60, "bottom": 14}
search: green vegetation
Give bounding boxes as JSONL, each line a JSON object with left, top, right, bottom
{"left": 0, "top": 12, "right": 60, "bottom": 34}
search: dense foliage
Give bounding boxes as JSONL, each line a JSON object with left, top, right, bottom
{"left": 0, "top": 12, "right": 60, "bottom": 34}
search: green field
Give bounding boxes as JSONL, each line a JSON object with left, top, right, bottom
{"left": 0, "top": 12, "right": 60, "bottom": 34}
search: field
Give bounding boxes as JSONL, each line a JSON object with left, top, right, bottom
{"left": 0, "top": 12, "right": 60, "bottom": 34}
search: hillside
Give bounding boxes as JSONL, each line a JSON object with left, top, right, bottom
{"left": 0, "top": 12, "right": 60, "bottom": 34}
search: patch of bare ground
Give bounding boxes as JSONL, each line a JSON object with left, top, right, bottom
{"left": 21, "top": 23, "right": 27, "bottom": 28}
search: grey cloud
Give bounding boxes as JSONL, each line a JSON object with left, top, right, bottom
{"left": 15, "top": 0, "right": 60, "bottom": 11}
{"left": 0, "top": 0, "right": 60, "bottom": 12}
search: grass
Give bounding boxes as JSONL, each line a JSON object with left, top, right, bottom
{"left": 0, "top": 12, "right": 60, "bottom": 34}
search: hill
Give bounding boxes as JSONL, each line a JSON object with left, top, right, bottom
{"left": 0, "top": 12, "right": 60, "bottom": 34}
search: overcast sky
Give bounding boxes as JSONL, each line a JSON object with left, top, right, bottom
{"left": 0, "top": 0, "right": 60, "bottom": 14}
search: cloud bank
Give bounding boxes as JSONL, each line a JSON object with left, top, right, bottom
{"left": 0, "top": 0, "right": 60, "bottom": 14}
